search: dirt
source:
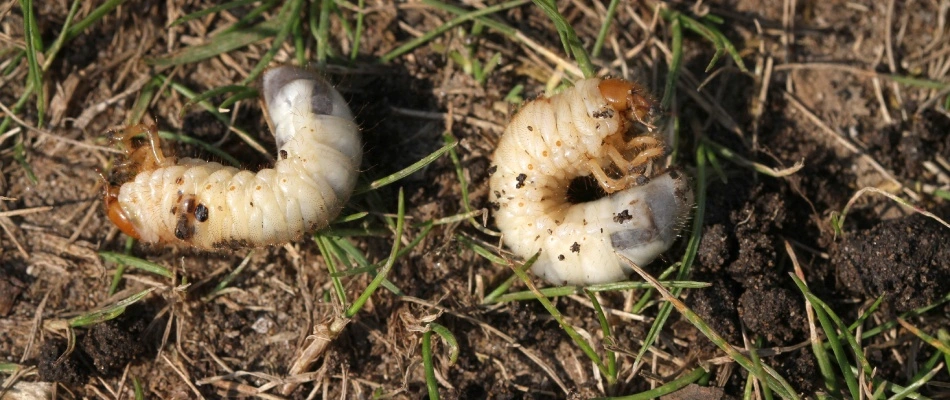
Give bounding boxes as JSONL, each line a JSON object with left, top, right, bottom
{"left": 1, "top": 0, "right": 948, "bottom": 399}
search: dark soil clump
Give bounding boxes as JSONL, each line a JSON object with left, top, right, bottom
{"left": 833, "top": 214, "right": 950, "bottom": 314}
{"left": 37, "top": 316, "right": 148, "bottom": 387}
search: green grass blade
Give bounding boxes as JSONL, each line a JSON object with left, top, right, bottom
{"left": 592, "top": 0, "right": 620, "bottom": 57}
{"left": 422, "top": 329, "right": 440, "bottom": 399}
{"left": 312, "top": 0, "right": 333, "bottom": 67}
{"left": 181, "top": 85, "right": 258, "bottom": 118}
{"left": 603, "top": 367, "right": 707, "bottom": 400}
{"left": 157, "top": 130, "right": 241, "bottom": 167}
{"left": 69, "top": 288, "right": 155, "bottom": 327}
{"left": 21, "top": 0, "right": 45, "bottom": 126}
{"left": 241, "top": 0, "right": 305, "bottom": 85}
{"left": 634, "top": 146, "right": 707, "bottom": 368}
{"left": 126, "top": 79, "right": 159, "bottom": 126}
{"left": 315, "top": 236, "right": 349, "bottom": 307}
{"left": 99, "top": 251, "right": 174, "bottom": 278}
{"left": 477, "top": 242, "right": 533, "bottom": 304}
{"left": 586, "top": 289, "right": 616, "bottom": 383}
{"left": 380, "top": 0, "right": 528, "bottom": 63}
{"left": 203, "top": 251, "right": 255, "bottom": 301}
{"left": 345, "top": 188, "right": 405, "bottom": 318}
{"left": 429, "top": 323, "right": 459, "bottom": 364}
{"left": 0, "top": 363, "right": 21, "bottom": 373}
{"left": 530, "top": 0, "right": 594, "bottom": 78}
{"left": 445, "top": 131, "right": 499, "bottom": 235}
{"left": 940, "top": 330, "right": 950, "bottom": 377}
{"left": 661, "top": 15, "right": 683, "bottom": 109}
{"left": 349, "top": 0, "right": 366, "bottom": 60}
{"left": 509, "top": 253, "right": 609, "bottom": 378}
{"left": 488, "top": 280, "right": 709, "bottom": 303}
{"left": 790, "top": 274, "right": 859, "bottom": 397}
{"left": 169, "top": 0, "right": 260, "bottom": 27}
{"left": 750, "top": 337, "right": 773, "bottom": 400}
{"left": 107, "top": 238, "right": 135, "bottom": 295}
{"left": 149, "top": 19, "right": 281, "bottom": 67}
{"left": 65, "top": 0, "right": 127, "bottom": 42}
{"left": 157, "top": 76, "right": 269, "bottom": 158}
{"left": 133, "top": 376, "right": 144, "bottom": 400}
{"left": 330, "top": 236, "right": 403, "bottom": 296}
{"left": 886, "top": 363, "right": 943, "bottom": 400}
{"left": 356, "top": 135, "right": 456, "bottom": 193}
{"left": 42, "top": 0, "right": 82, "bottom": 71}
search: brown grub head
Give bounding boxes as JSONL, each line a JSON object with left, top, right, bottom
{"left": 598, "top": 78, "right": 657, "bottom": 125}
{"left": 103, "top": 185, "right": 140, "bottom": 240}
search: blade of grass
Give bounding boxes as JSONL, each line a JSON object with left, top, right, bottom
{"left": 69, "top": 288, "right": 155, "bottom": 327}
{"left": 312, "top": 0, "right": 333, "bottom": 67}
{"left": 621, "top": 252, "right": 799, "bottom": 399}
{"left": 422, "top": 328, "right": 441, "bottom": 400}
{"left": 180, "top": 85, "right": 258, "bottom": 119}
{"left": 750, "top": 337, "right": 773, "bottom": 400}
{"left": 831, "top": 187, "right": 950, "bottom": 238}
{"left": 509, "top": 253, "right": 610, "bottom": 378}
{"left": 591, "top": 0, "right": 620, "bottom": 57}
{"left": 344, "top": 188, "right": 405, "bottom": 318}
{"left": 41, "top": 0, "right": 82, "bottom": 72}
{"left": 241, "top": 0, "right": 305, "bottom": 85}
{"left": 488, "top": 280, "right": 710, "bottom": 303}
{"left": 293, "top": 13, "right": 306, "bottom": 66}
{"left": 133, "top": 376, "right": 144, "bottom": 400}
{"left": 64, "top": 0, "right": 127, "bottom": 42}
{"left": 107, "top": 238, "right": 136, "bottom": 295}
{"left": 148, "top": 19, "right": 281, "bottom": 67}
{"left": 157, "top": 130, "right": 241, "bottom": 167}
{"left": 939, "top": 330, "right": 950, "bottom": 377}
{"left": 20, "top": 0, "right": 45, "bottom": 126}
{"left": 315, "top": 236, "right": 348, "bottom": 308}
{"left": 530, "top": 0, "right": 595, "bottom": 78}
{"left": 859, "top": 292, "right": 950, "bottom": 341}
{"left": 356, "top": 135, "right": 457, "bottom": 193}
{"left": 661, "top": 15, "right": 683, "bottom": 109}
{"left": 126, "top": 79, "right": 159, "bottom": 126}
{"left": 658, "top": 8, "right": 748, "bottom": 73}
{"left": 886, "top": 363, "right": 943, "bottom": 400}
{"left": 601, "top": 366, "right": 707, "bottom": 400}
{"left": 219, "top": 0, "right": 281, "bottom": 36}
{"left": 586, "top": 289, "right": 616, "bottom": 384}
{"left": 330, "top": 236, "right": 403, "bottom": 296}
{"left": 0, "top": 363, "right": 20, "bottom": 373}
{"left": 169, "top": 0, "right": 260, "bottom": 27}
{"left": 896, "top": 319, "right": 950, "bottom": 356}
{"left": 380, "top": 0, "right": 529, "bottom": 63}
{"left": 849, "top": 294, "right": 886, "bottom": 332}
{"left": 422, "top": 322, "right": 459, "bottom": 400}
{"left": 702, "top": 138, "right": 805, "bottom": 177}
{"left": 789, "top": 242, "right": 839, "bottom": 395}
{"left": 349, "top": 0, "right": 365, "bottom": 60}
{"left": 158, "top": 75, "right": 270, "bottom": 158}
{"left": 445, "top": 131, "right": 500, "bottom": 236}
{"left": 633, "top": 145, "right": 708, "bottom": 369}
{"left": 629, "top": 264, "right": 678, "bottom": 314}
{"left": 99, "top": 252, "right": 174, "bottom": 278}
{"left": 202, "top": 251, "right": 255, "bottom": 302}
{"left": 790, "top": 274, "right": 859, "bottom": 398}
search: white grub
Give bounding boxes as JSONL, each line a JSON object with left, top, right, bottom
{"left": 489, "top": 77, "right": 693, "bottom": 285}
{"left": 104, "top": 66, "right": 361, "bottom": 249}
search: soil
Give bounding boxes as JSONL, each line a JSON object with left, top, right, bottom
{"left": 1, "top": 0, "right": 948, "bottom": 399}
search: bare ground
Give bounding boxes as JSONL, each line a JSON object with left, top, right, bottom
{"left": 1, "top": 0, "right": 948, "bottom": 398}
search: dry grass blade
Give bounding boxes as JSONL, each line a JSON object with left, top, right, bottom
{"left": 618, "top": 253, "right": 800, "bottom": 399}
{"left": 831, "top": 186, "right": 950, "bottom": 238}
